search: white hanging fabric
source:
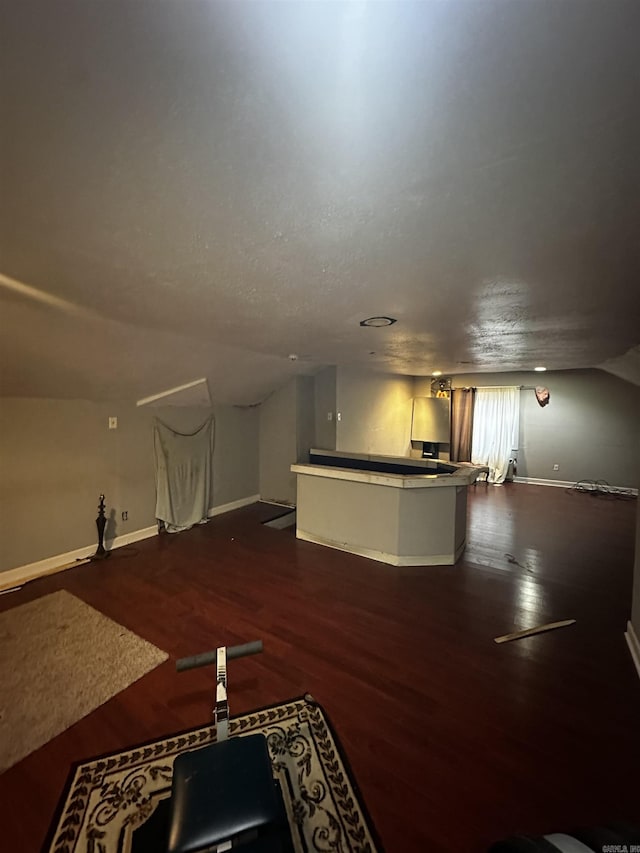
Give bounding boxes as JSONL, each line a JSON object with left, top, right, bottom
{"left": 153, "top": 416, "right": 214, "bottom": 533}
{"left": 471, "top": 387, "right": 519, "bottom": 484}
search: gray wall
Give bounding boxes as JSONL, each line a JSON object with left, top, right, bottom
{"left": 258, "top": 376, "right": 316, "bottom": 505}
{"left": 313, "top": 366, "right": 337, "bottom": 450}
{"left": 259, "top": 379, "right": 298, "bottom": 505}
{"left": 0, "top": 399, "right": 259, "bottom": 573}
{"left": 296, "top": 375, "right": 316, "bottom": 464}
{"left": 296, "top": 473, "right": 402, "bottom": 556}
{"left": 336, "top": 368, "right": 414, "bottom": 456}
{"left": 441, "top": 369, "right": 640, "bottom": 488}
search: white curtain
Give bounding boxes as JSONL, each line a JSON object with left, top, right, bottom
{"left": 471, "top": 387, "right": 520, "bottom": 484}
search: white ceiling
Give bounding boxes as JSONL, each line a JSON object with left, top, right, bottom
{"left": 1, "top": 0, "right": 639, "bottom": 404}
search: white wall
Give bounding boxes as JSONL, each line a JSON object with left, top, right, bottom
{"left": 336, "top": 368, "right": 414, "bottom": 456}
{"left": 0, "top": 399, "right": 260, "bottom": 573}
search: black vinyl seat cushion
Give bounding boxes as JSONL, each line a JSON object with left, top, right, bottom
{"left": 167, "top": 733, "right": 292, "bottom": 853}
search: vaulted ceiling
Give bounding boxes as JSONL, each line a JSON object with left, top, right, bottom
{"left": 1, "top": 0, "right": 639, "bottom": 404}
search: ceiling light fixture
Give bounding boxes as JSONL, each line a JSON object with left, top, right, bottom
{"left": 534, "top": 366, "right": 547, "bottom": 372}
{"left": 432, "top": 370, "right": 442, "bottom": 377}
{"left": 359, "top": 316, "right": 397, "bottom": 327}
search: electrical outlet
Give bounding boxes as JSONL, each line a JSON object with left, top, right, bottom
{"left": 327, "top": 411, "right": 333, "bottom": 421}
{"left": 553, "top": 464, "right": 559, "bottom": 471}
{"left": 121, "top": 510, "right": 128, "bottom": 521}
{"left": 337, "top": 412, "right": 342, "bottom": 421}
{"left": 108, "top": 417, "right": 118, "bottom": 430}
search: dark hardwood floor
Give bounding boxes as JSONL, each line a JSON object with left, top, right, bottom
{"left": 1, "top": 484, "right": 639, "bottom": 852}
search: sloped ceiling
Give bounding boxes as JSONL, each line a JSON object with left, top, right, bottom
{"left": 1, "top": 0, "right": 638, "bottom": 404}
{"left": 599, "top": 345, "right": 640, "bottom": 387}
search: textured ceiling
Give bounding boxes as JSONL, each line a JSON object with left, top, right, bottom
{"left": 1, "top": 0, "right": 639, "bottom": 403}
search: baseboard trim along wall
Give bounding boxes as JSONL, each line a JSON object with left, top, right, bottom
{"left": 625, "top": 621, "right": 640, "bottom": 682}
{"left": 207, "top": 494, "right": 261, "bottom": 518}
{"left": 513, "top": 476, "right": 575, "bottom": 488}
{"left": 0, "top": 543, "right": 107, "bottom": 593}
{"left": 513, "top": 476, "right": 638, "bottom": 495}
{"left": 0, "top": 494, "right": 261, "bottom": 592}
{"left": 296, "top": 528, "right": 464, "bottom": 567}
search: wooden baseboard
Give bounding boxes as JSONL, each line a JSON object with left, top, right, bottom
{"left": 625, "top": 621, "right": 640, "bottom": 682}
{"left": 0, "top": 494, "right": 261, "bottom": 592}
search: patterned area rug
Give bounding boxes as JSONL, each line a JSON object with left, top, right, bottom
{"left": 45, "top": 695, "right": 382, "bottom": 853}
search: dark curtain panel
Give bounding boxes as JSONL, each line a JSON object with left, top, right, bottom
{"left": 450, "top": 388, "right": 475, "bottom": 462}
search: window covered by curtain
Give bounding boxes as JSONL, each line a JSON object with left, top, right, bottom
{"left": 471, "top": 387, "right": 519, "bottom": 484}
{"left": 450, "top": 388, "right": 475, "bottom": 462}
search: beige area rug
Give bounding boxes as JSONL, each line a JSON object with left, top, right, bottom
{"left": 46, "top": 695, "right": 382, "bottom": 853}
{"left": 0, "top": 589, "right": 168, "bottom": 773}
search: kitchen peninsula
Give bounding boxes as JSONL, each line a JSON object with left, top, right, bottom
{"left": 291, "top": 449, "right": 479, "bottom": 566}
